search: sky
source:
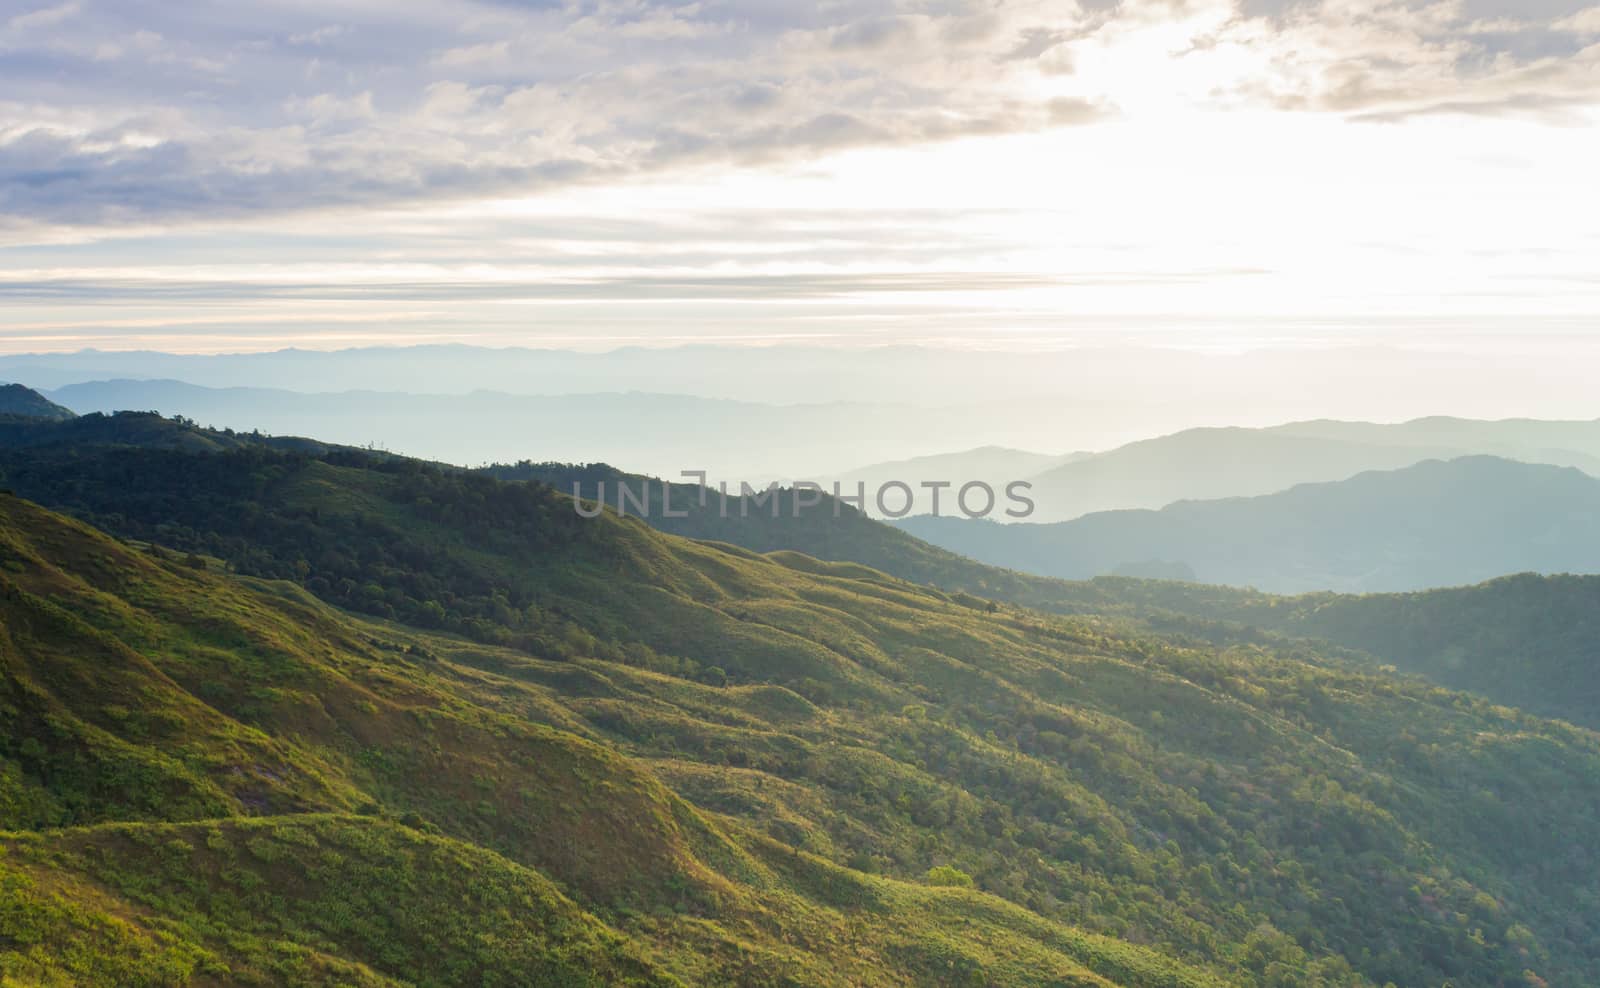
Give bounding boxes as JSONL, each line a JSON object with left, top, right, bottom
{"left": 1, "top": 0, "right": 1598, "bottom": 355}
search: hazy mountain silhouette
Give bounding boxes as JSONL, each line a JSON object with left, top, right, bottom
{"left": 1019, "top": 422, "right": 1600, "bottom": 522}
{"left": 816, "top": 446, "right": 1089, "bottom": 516}
{"left": 897, "top": 456, "right": 1600, "bottom": 593}
{"left": 49, "top": 379, "right": 1068, "bottom": 479}
{"left": 15, "top": 342, "right": 1600, "bottom": 457}
{"left": 53, "top": 375, "right": 1600, "bottom": 521}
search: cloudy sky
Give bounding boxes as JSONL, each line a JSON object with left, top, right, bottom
{"left": 1, "top": 0, "right": 1597, "bottom": 354}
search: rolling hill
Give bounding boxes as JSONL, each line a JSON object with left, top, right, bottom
{"left": 1, "top": 491, "right": 1224, "bottom": 988}
{"left": 478, "top": 460, "right": 1600, "bottom": 736}
{"left": 8, "top": 413, "right": 1599, "bottom": 735}
{"left": 0, "top": 383, "right": 75, "bottom": 422}
{"left": 8, "top": 414, "right": 1597, "bottom": 735}
{"left": 3, "top": 439, "right": 1600, "bottom": 984}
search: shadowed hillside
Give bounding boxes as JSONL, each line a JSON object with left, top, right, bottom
{"left": 1068, "top": 573, "right": 1600, "bottom": 732}
{"left": 0, "top": 383, "right": 75, "bottom": 423}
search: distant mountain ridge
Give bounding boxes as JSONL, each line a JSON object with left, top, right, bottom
{"left": 46, "top": 376, "right": 1600, "bottom": 521}
{"left": 897, "top": 456, "right": 1600, "bottom": 593}
{"left": 1016, "top": 419, "right": 1600, "bottom": 522}
{"left": 44, "top": 378, "right": 1103, "bottom": 480}
{"left": 815, "top": 446, "right": 1089, "bottom": 517}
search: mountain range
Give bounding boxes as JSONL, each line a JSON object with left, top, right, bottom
{"left": 39, "top": 375, "right": 1600, "bottom": 527}
{"left": 815, "top": 446, "right": 1088, "bottom": 517}
{"left": 8, "top": 413, "right": 1597, "bottom": 731}
{"left": 5, "top": 417, "right": 1600, "bottom": 986}
{"left": 895, "top": 456, "right": 1600, "bottom": 593}
{"left": 1014, "top": 420, "right": 1600, "bottom": 523}
{"left": 42, "top": 378, "right": 1105, "bottom": 480}
{"left": 9, "top": 343, "right": 1586, "bottom": 428}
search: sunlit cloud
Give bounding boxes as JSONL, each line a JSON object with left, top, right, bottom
{"left": 0, "top": 0, "right": 1596, "bottom": 353}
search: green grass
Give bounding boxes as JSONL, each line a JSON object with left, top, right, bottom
{"left": 1, "top": 451, "right": 1599, "bottom": 986}
{"left": 1, "top": 814, "right": 673, "bottom": 987}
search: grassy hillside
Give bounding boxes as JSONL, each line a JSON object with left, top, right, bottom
{"left": 0, "top": 431, "right": 1104, "bottom": 636}
{"left": 472, "top": 462, "right": 1600, "bottom": 734}
{"left": 4, "top": 417, "right": 1594, "bottom": 735}
{"left": 479, "top": 460, "right": 1110, "bottom": 611}
{"left": 0, "top": 493, "right": 1219, "bottom": 988}
{"left": 3, "top": 459, "right": 1600, "bottom": 984}
{"left": 0, "top": 384, "right": 75, "bottom": 423}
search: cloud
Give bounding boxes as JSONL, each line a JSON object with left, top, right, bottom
{"left": 0, "top": 0, "right": 1110, "bottom": 228}
{"left": 1556, "top": 6, "right": 1600, "bottom": 34}
{"left": 1002, "top": 27, "right": 1072, "bottom": 62}
{"left": 7, "top": 2, "right": 81, "bottom": 32}
{"left": 288, "top": 24, "right": 345, "bottom": 47}
{"left": 0, "top": 0, "right": 1596, "bottom": 231}
{"left": 1225, "top": 0, "right": 1600, "bottom": 117}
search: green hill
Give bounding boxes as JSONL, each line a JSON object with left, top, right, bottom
{"left": 1074, "top": 573, "right": 1600, "bottom": 732}
{"left": 479, "top": 460, "right": 1097, "bottom": 611}
{"left": 473, "top": 463, "right": 1600, "bottom": 735}
{"left": 4, "top": 416, "right": 1595, "bottom": 736}
{"left": 3, "top": 451, "right": 1600, "bottom": 984}
{"left": 0, "top": 383, "right": 75, "bottom": 423}
{"left": 0, "top": 407, "right": 378, "bottom": 456}
{"left": 0, "top": 493, "right": 1215, "bottom": 987}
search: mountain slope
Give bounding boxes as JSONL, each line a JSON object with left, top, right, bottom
{"left": 7, "top": 414, "right": 1596, "bottom": 733}
{"left": 1, "top": 815, "right": 675, "bottom": 987}
{"left": 898, "top": 456, "right": 1600, "bottom": 593}
{"left": 1069, "top": 573, "right": 1600, "bottom": 732}
{"left": 0, "top": 493, "right": 1217, "bottom": 988}
{"left": 0, "top": 413, "right": 1101, "bottom": 618}
{"left": 473, "top": 457, "right": 1600, "bottom": 732}
{"left": 0, "top": 383, "right": 75, "bottom": 422}
{"left": 480, "top": 459, "right": 1100, "bottom": 608}
{"left": 4, "top": 455, "right": 1600, "bottom": 985}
